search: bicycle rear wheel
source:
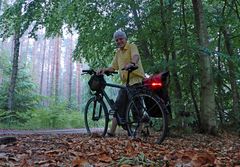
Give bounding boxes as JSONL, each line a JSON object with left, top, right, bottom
{"left": 84, "top": 96, "right": 109, "bottom": 136}
{"left": 126, "top": 90, "right": 168, "bottom": 144}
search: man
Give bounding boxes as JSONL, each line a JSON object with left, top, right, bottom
{"left": 98, "top": 30, "right": 145, "bottom": 136}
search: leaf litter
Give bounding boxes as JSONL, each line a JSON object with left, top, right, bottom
{"left": 0, "top": 132, "right": 239, "bottom": 166}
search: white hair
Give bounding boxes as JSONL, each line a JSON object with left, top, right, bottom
{"left": 113, "top": 30, "right": 127, "bottom": 39}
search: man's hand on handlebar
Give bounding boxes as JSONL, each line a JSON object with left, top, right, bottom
{"left": 124, "top": 63, "right": 138, "bottom": 70}
{"left": 96, "top": 67, "right": 116, "bottom": 76}
{"left": 96, "top": 68, "right": 105, "bottom": 75}
{"left": 122, "top": 63, "right": 138, "bottom": 72}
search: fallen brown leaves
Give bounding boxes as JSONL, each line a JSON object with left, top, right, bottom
{"left": 0, "top": 132, "right": 239, "bottom": 166}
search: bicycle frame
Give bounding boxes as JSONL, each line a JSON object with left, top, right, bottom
{"left": 96, "top": 81, "right": 137, "bottom": 115}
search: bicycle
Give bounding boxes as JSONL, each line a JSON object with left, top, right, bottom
{"left": 82, "top": 66, "right": 169, "bottom": 144}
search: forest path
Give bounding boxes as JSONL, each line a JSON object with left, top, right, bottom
{"left": 0, "top": 128, "right": 89, "bottom": 135}
{"left": 0, "top": 130, "right": 239, "bottom": 166}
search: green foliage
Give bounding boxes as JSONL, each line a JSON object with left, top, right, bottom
{"left": 0, "top": 108, "right": 85, "bottom": 130}
{"left": 117, "top": 152, "right": 167, "bottom": 166}
{"left": 0, "top": 109, "right": 32, "bottom": 128}
{"left": 23, "top": 103, "right": 85, "bottom": 130}
{"left": 0, "top": 55, "right": 40, "bottom": 122}
{"left": 0, "top": 0, "right": 48, "bottom": 40}
{"left": 0, "top": 70, "right": 39, "bottom": 112}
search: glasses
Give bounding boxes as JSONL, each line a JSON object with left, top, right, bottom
{"left": 115, "top": 38, "right": 124, "bottom": 42}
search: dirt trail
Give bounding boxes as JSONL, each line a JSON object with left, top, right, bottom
{"left": 0, "top": 128, "right": 88, "bottom": 135}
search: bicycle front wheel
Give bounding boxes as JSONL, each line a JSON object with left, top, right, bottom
{"left": 126, "top": 90, "right": 168, "bottom": 144}
{"left": 84, "top": 96, "right": 109, "bottom": 136}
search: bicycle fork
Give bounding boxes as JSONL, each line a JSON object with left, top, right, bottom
{"left": 92, "top": 99, "right": 102, "bottom": 121}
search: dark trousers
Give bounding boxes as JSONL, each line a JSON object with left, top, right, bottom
{"left": 114, "top": 88, "right": 128, "bottom": 119}
{"left": 114, "top": 83, "right": 142, "bottom": 119}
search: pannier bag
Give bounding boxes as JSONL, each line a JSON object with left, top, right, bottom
{"left": 88, "top": 75, "right": 106, "bottom": 91}
{"left": 143, "top": 71, "right": 170, "bottom": 117}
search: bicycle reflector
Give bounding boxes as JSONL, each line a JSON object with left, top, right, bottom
{"left": 143, "top": 73, "right": 163, "bottom": 90}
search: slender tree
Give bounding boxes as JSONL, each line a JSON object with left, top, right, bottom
{"left": 31, "top": 41, "right": 38, "bottom": 82}
{"left": 216, "top": 29, "right": 225, "bottom": 127}
{"left": 76, "top": 62, "right": 81, "bottom": 110}
{"left": 40, "top": 39, "right": 46, "bottom": 95}
{"left": 159, "top": 0, "right": 173, "bottom": 63}
{"left": 68, "top": 35, "right": 73, "bottom": 107}
{"left": 5, "top": 1, "right": 23, "bottom": 111}
{"left": 55, "top": 37, "right": 61, "bottom": 102}
{"left": 222, "top": 27, "right": 240, "bottom": 123}
{"left": 46, "top": 39, "right": 53, "bottom": 105}
{"left": 50, "top": 39, "right": 56, "bottom": 97}
{"left": 192, "top": 0, "right": 217, "bottom": 134}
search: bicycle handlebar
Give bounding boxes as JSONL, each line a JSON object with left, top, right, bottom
{"left": 121, "top": 65, "right": 138, "bottom": 72}
{"left": 82, "top": 69, "right": 95, "bottom": 75}
{"left": 105, "top": 71, "right": 118, "bottom": 76}
{"left": 82, "top": 69, "right": 118, "bottom": 76}
{"left": 82, "top": 65, "right": 137, "bottom": 77}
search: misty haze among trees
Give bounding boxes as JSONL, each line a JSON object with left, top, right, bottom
{"left": 0, "top": 29, "right": 93, "bottom": 129}
{"left": 0, "top": 0, "right": 239, "bottom": 134}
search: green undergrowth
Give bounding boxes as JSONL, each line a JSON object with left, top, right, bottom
{"left": 0, "top": 109, "right": 85, "bottom": 130}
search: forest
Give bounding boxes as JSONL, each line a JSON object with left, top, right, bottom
{"left": 0, "top": 0, "right": 240, "bottom": 165}
{"left": 1, "top": 0, "right": 239, "bottom": 133}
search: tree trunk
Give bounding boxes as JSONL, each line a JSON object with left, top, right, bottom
{"left": 63, "top": 42, "right": 69, "bottom": 98}
{"left": 68, "top": 36, "right": 73, "bottom": 107}
{"left": 40, "top": 39, "right": 46, "bottom": 95}
{"left": 55, "top": 37, "right": 61, "bottom": 102}
{"left": 189, "top": 74, "right": 201, "bottom": 127}
{"left": 159, "top": 0, "right": 174, "bottom": 64}
{"left": 181, "top": 0, "right": 201, "bottom": 127}
{"left": 76, "top": 62, "right": 81, "bottom": 110}
{"left": 50, "top": 40, "right": 56, "bottom": 97}
{"left": 0, "top": 70, "right": 2, "bottom": 85}
{"left": 171, "top": 51, "right": 185, "bottom": 120}
{"left": 31, "top": 41, "right": 38, "bottom": 82}
{"left": 46, "top": 39, "right": 52, "bottom": 106}
{"left": 216, "top": 29, "right": 225, "bottom": 127}
{"left": 192, "top": 0, "right": 217, "bottom": 134}
{"left": 7, "top": 31, "right": 20, "bottom": 111}
{"left": 160, "top": 0, "right": 169, "bottom": 62}
{"left": 171, "top": 51, "right": 182, "bottom": 102}
{"left": 222, "top": 27, "right": 240, "bottom": 124}
{"left": 181, "top": 0, "right": 189, "bottom": 48}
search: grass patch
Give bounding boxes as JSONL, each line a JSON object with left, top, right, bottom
{"left": 0, "top": 109, "right": 85, "bottom": 130}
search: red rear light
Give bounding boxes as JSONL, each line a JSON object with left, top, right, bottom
{"left": 144, "top": 74, "right": 163, "bottom": 90}
{"left": 151, "top": 82, "right": 162, "bottom": 87}
{"left": 143, "top": 71, "right": 169, "bottom": 90}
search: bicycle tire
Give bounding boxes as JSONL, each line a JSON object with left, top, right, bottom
{"left": 125, "top": 90, "right": 168, "bottom": 144}
{"left": 84, "top": 96, "right": 109, "bottom": 136}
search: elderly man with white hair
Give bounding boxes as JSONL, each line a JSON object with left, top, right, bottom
{"left": 97, "top": 30, "right": 145, "bottom": 137}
